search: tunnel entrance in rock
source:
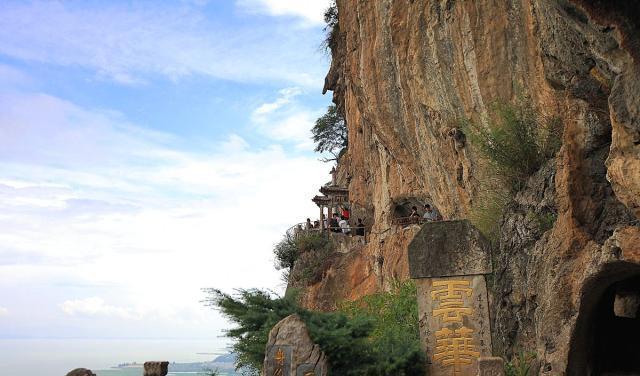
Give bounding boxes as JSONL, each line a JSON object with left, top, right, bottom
{"left": 391, "top": 197, "right": 424, "bottom": 218}
{"left": 568, "top": 262, "right": 640, "bottom": 375}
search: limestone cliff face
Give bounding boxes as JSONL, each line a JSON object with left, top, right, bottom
{"left": 304, "top": 0, "right": 639, "bottom": 374}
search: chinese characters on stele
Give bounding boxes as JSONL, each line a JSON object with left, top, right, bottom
{"left": 431, "top": 280, "right": 481, "bottom": 375}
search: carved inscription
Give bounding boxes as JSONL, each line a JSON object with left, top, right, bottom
{"left": 266, "top": 345, "right": 291, "bottom": 376}
{"left": 429, "top": 278, "right": 482, "bottom": 375}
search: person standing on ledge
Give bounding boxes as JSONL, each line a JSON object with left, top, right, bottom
{"left": 330, "top": 213, "right": 340, "bottom": 232}
{"left": 339, "top": 215, "right": 350, "bottom": 234}
{"left": 423, "top": 204, "right": 440, "bottom": 221}
{"left": 341, "top": 206, "right": 350, "bottom": 220}
{"left": 355, "top": 218, "right": 365, "bottom": 236}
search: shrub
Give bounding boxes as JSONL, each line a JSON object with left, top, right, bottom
{"left": 469, "top": 174, "right": 511, "bottom": 243}
{"left": 202, "top": 288, "right": 303, "bottom": 375}
{"left": 321, "top": 1, "right": 339, "bottom": 54}
{"left": 290, "top": 245, "right": 334, "bottom": 286}
{"left": 463, "top": 101, "right": 562, "bottom": 192}
{"left": 203, "top": 288, "right": 374, "bottom": 376}
{"left": 204, "top": 281, "right": 424, "bottom": 376}
{"left": 505, "top": 351, "right": 537, "bottom": 376}
{"left": 526, "top": 210, "right": 557, "bottom": 234}
{"left": 339, "top": 281, "right": 425, "bottom": 375}
{"left": 463, "top": 100, "right": 562, "bottom": 240}
{"left": 273, "top": 233, "right": 298, "bottom": 270}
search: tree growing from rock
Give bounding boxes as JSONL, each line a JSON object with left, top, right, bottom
{"left": 312, "top": 104, "right": 347, "bottom": 162}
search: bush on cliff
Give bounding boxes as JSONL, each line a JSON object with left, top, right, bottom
{"left": 462, "top": 100, "right": 562, "bottom": 192}
{"left": 321, "top": 1, "right": 339, "bottom": 54}
{"left": 462, "top": 100, "right": 562, "bottom": 240}
{"left": 273, "top": 232, "right": 331, "bottom": 284}
{"left": 204, "top": 281, "right": 423, "bottom": 375}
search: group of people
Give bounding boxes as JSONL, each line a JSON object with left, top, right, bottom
{"left": 301, "top": 207, "right": 366, "bottom": 237}
{"left": 409, "top": 204, "right": 442, "bottom": 221}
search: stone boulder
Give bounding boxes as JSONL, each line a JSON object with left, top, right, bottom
{"left": 263, "top": 314, "right": 327, "bottom": 376}
{"left": 143, "top": 361, "right": 169, "bottom": 376}
{"left": 66, "top": 369, "right": 96, "bottom": 376}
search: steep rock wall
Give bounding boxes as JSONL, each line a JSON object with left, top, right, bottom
{"left": 307, "top": 0, "right": 639, "bottom": 373}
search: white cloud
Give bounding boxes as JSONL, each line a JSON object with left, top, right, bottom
{"left": 0, "top": 307, "right": 8, "bottom": 316}
{"left": 236, "top": 0, "right": 332, "bottom": 25}
{"left": 0, "top": 2, "right": 327, "bottom": 86}
{"left": 61, "top": 297, "right": 139, "bottom": 320}
{"left": 0, "top": 90, "right": 329, "bottom": 338}
{"left": 253, "top": 87, "right": 302, "bottom": 116}
{"left": 251, "top": 88, "right": 322, "bottom": 150}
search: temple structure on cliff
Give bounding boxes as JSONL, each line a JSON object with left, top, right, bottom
{"left": 312, "top": 167, "right": 349, "bottom": 230}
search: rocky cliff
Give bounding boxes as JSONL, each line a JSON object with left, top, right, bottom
{"left": 302, "top": 0, "right": 639, "bottom": 374}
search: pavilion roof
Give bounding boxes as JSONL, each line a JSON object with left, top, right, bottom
{"left": 319, "top": 185, "right": 349, "bottom": 195}
{"left": 312, "top": 195, "right": 331, "bottom": 205}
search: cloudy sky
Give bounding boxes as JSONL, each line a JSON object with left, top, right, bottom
{"left": 0, "top": 0, "right": 332, "bottom": 340}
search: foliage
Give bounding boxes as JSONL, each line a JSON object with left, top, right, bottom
{"left": 296, "top": 232, "right": 330, "bottom": 253}
{"left": 202, "top": 288, "right": 304, "bottom": 375}
{"left": 526, "top": 210, "right": 557, "bottom": 234}
{"left": 339, "top": 280, "right": 426, "bottom": 375}
{"left": 273, "top": 233, "right": 298, "bottom": 270}
{"left": 321, "top": 1, "right": 339, "bottom": 54}
{"left": 312, "top": 105, "right": 348, "bottom": 161}
{"left": 505, "top": 351, "right": 537, "bottom": 376}
{"left": 469, "top": 175, "right": 511, "bottom": 243}
{"left": 204, "top": 281, "right": 424, "bottom": 376}
{"left": 463, "top": 100, "right": 562, "bottom": 240}
{"left": 289, "top": 235, "right": 334, "bottom": 285}
{"left": 203, "top": 288, "right": 373, "bottom": 376}
{"left": 273, "top": 232, "right": 332, "bottom": 282}
{"left": 462, "top": 101, "right": 562, "bottom": 192}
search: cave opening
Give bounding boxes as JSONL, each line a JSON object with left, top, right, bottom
{"left": 568, "top": 262, "right": 640, "bottom": 375}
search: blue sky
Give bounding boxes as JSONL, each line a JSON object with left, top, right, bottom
{"left": 0, "top": 0, "right": 333, "bottom": 340}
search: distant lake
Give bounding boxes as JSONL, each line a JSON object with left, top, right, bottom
{"left": 0, "top": 338, "right": 232, "bottom": 376}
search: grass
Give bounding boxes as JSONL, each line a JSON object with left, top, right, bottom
{"left": 505, "top": 351, "right": 537, "bottom": 376}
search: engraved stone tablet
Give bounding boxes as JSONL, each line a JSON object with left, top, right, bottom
{"left": 408, "top": 221, "right": 494, "bottom": 376}
{"left": 265, "top": 345, "right": 292, "bottom": 376}
{"left": 416, "top": 275, "right": 492, "bottom": 376}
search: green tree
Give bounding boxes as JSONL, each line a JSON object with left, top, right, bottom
{"left": 273, "top": 233, "right": 298, "bottom": 270}
{"left": 202, "top": 288, "right": 373, "bottom": 376}
{"left": 203, "top": 281, "right": 424, "bottom": 375}
{"left": 312, "top": 105, "right": 347, "bottom": 161}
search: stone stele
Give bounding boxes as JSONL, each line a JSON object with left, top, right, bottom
{"left": 408, "top": 220, "right": 493, "bottom": 376}
{"left": 263, "top": 314, "right": 328, "bottom": 376}
{"left": 408, "top": 220, "right": 492, "bottom": 278}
